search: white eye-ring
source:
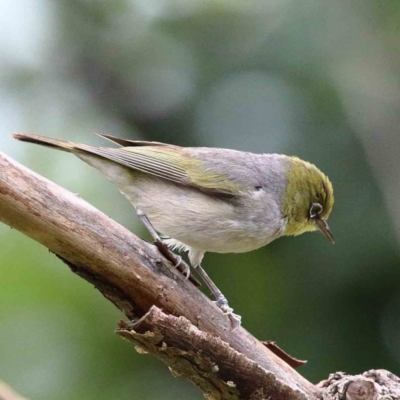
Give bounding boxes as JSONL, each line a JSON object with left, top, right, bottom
{"left": 309, "top": 202, "right": 323, "bottom": 219}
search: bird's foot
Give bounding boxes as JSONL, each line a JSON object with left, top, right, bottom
{"left": 172, "top": 255, "right": 191, "bottom": 280}
{"left": 135, "top": 208, "right": 196, "bottom": 284}
{"left": 154, "top": 240, "right": 191, "bottom": 280}
{"left": 214, "top": 297, "right": 242, "bottom": 330}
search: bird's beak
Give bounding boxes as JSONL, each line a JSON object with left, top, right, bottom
{"left": 315, "top": 218, "right": 335, "bottom": 244}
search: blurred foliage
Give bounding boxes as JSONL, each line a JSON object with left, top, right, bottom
{"left": 1, "top": 0, "right": 400, "bottom": 399}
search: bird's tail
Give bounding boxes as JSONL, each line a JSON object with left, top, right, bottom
{"left": 13, "top": 133, "right": 76, "bottom": 153}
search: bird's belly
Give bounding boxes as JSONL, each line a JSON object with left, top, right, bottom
{"left": 120, "top": 177, "right": 284, "bottom": 254}
{"left": 161, "top": 221, "right": 278, "bottom": 254}
{"left": 151, "top": 212, "right": 273, "bottom": 254}
{"left": 184, "top": 234, "right": 274, "bottom": 254}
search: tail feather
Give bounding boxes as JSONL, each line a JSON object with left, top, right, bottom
{"left": 13, "top": 133, "right": 76, "bottom": 152}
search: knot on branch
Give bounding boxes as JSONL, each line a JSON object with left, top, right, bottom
{"left": 318, "top": 370, "right": 400, "bottom": 400}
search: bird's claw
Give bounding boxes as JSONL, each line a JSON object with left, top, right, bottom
{"left": 228, "top": 313, "right": 242, "bottom": 330}
{"left": 154, "top": 240, "right": 191, "bottom": 280}
{"left": 174, "top": 255, "right": 190, "bottom": 280}
{"left": 213, "top": 298, "right": 242, "bottom": 330}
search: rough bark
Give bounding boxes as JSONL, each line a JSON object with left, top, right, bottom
{"left": 117, "top": 306, "right": 305, "bottom": 400}
{"left": 1, "top": 151, "right": 399, "bottom": 400}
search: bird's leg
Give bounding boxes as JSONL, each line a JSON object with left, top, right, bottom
{"left": 135, "top": 209, "right": 191, "bottom": 279}
{"left": 135, "top": 209, "right": 240, "bottom": 328}
{"left": 195, "top": 264, "right": 242, "bottom": 329}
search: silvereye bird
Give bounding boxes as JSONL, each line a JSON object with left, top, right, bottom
{"left": 14, "top": 133, "right": 334, "bottom": 326}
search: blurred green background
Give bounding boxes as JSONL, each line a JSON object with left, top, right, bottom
{"left": 1, "top": 1, "right": 400, "bottom": 399}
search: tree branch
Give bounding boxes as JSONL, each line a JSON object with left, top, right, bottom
{"left": 1, "top": 151, "right": 398, "bottom": 400}
{"left": 117, "top": 306, "right": 305, "bottom": 400}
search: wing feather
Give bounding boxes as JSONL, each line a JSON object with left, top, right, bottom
{"left": 74, "top": 143, "right": 239, "bottom": 197}
{"left": 95, "top": 132, "right": 173, "bottom": 148}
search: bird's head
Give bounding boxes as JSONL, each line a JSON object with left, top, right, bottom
{"left": 283, "top": 157, "right": 334, "bottom": 243}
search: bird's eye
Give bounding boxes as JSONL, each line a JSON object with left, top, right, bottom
{"left": 309, "top": 202, "right": 323, "bottom": 219}
{"left": 255, "top": 185, "right": 263, "bottom": 191}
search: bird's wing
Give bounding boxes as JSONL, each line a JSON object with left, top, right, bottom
{"left": 95, "top": 133, "right": 172, "bottom": 148}
{"left": 75, "top": 143, "right": 241, "bottom": 198}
